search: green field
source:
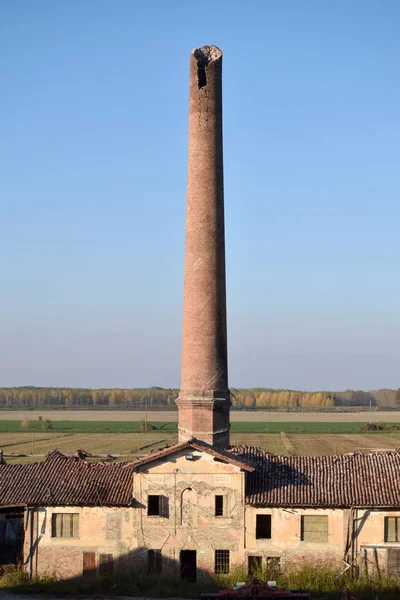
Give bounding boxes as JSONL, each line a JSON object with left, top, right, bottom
{"left": 1, "top": 419, "right": 400, "bottom": 434}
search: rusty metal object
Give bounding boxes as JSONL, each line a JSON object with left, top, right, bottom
{"left": 200, "top": 579, "right": 310, "bottom": 600}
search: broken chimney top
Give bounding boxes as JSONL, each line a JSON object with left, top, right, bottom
{"left": 192, "top": 45, "right": 222, "bottom": 89}
{"left": 192, "top": 45, "right": 222, "bottom": 63}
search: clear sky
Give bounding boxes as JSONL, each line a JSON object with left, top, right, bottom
{"left": 1, "top": 1, "right": 399, "bottom": 391}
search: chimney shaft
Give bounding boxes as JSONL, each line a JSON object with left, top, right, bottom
{"left": 176, "top": 45, "right": 231, "bottom": 449}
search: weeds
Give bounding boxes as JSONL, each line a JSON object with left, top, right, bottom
{"left": 3, "top": 564, "right": 400, "bottom": 598}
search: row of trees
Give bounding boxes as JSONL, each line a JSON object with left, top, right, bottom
{"left": 0, "top": 387, "right": 398, "bottom": 410}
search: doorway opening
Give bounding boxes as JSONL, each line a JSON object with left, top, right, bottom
{"left": 180, "top": 550, "right": 196, "bottom": 581}
{"left": 0, "top": 507, "right": 24, "bottom": 565}
{"left": 248, "top": 555, "right": 262, "bottom": 576}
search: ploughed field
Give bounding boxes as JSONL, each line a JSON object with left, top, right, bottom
{"left": 2, "top": 430, "right": 400, "bottom": 463}
{"left": 1, "top": 409, "right": 400, "bottom": 422}
{"left": 2, "top": 409, "right": 400, "bottom": 463}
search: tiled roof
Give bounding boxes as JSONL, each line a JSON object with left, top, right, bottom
{"left": 231, "top": 446, "right": 400, "bottom": 508}
{"left": 124, "top": 440, "right": 255, "bottom": 471}
{"left": 3, "top": 446, "right": 400, "bottom": 509}
{"left": 0, "top": 451, "right": 132, "bottom": 507}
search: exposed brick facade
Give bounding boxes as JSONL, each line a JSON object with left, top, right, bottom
{"left": 176, "top": 45, "right": 230, "bottom": 449}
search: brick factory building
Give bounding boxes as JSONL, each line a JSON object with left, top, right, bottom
{"left": 1, "top": 45, "right": 400, "bottom": 581}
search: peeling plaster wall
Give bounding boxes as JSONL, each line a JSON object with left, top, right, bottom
{"left": 24, "top": 506, "right": 133, "bottom": 579}
{"left": 245, "top": 506, "right": 344, "bottom": 568}
{"left": 132, "top": 449, "right": 245, "bottom": 576}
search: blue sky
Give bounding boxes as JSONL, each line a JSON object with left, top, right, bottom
{"left": 1, "top": 1, "right": 399, "bottom": 391}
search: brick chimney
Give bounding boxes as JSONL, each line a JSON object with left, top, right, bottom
{"left": 176, "top": 45, "right": 231, "bottom": 449}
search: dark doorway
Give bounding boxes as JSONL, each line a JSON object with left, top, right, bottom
{"left": 0, "top": 507, "right": 24, "bottom": 565}
{"left": 180, "top": 550, "right": 196, "bottom": 581}
{"left": 248, "top": 555, "right": 262, "bottom": 576}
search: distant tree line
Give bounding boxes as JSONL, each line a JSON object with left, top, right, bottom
{"left": 0, "top": 387, "right": 398, "bottom": 410}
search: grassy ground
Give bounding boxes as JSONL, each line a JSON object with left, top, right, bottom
{"left": 3, "top": 431, "right": 400, "bottom": 463}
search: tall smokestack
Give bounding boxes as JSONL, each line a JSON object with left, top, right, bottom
{"left": 176, "top": 45, "right": 231, "bottom": 449}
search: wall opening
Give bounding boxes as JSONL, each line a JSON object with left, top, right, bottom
{"left": 0, "top": 507, "right": 24, "bottom": 565}
{"left": 256, "top": 514, "right": 271, "bottom": 539}
{"left": 180, "top": 550, "right": 196, "bottom": 581}
{"left": 267, "top": 556, "right": 281, "bottom": 573}
{"left": 215, "top": 495, "right": 224, "bottom": 517}
{"left": 82, "top": 551, "right": 95, "bottom": 580}
{"left": 99, "top": 554, "right": 114, "bottom": 577}
{"left": 248, "top": 555, "right": 262, "bottom": 576}
{"left": 148, "top": 549, "right": 162, "bottom": 574}
{"left": 148, "top": 495, "right": 161, "bottom": 516}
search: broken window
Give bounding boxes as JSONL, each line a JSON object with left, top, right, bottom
{"left": 215, "top": 495, "right": 225, "bottom": 517}
{"left": 148, "top": 549, "right": 162, "bottom": 574}
{"left": 52, "top": 513, "right": 79, "bottom": 538}
{"left": 215, "top": 549, "right": 230, "bottom": 574}
{"left": 256, "top": 514, "right": 271, "bottom": 539}
{"left": 148, "top": 495, "right": 161, "bottom": 516}
{"left": 385, "top": 517, "right": 400, "bottom": 542}
{"left": 301, "top": 515, "right": 328, "bottom": 542}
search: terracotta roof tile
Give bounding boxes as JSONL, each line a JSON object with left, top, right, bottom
{"left": 230, "top": 446, "right": 400, "bottom": 508}
{"left": 0, "top": 451, "right": 132, "bottom": 507}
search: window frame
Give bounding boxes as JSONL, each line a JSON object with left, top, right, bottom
{"left": 385, "top": 516, "right": 400, "bottom": 543}
{"left": 51, "top": 513, "right": 79, "bottom": 539}
{"left": 300, "top": 515, "right": 328, "bottom": 543}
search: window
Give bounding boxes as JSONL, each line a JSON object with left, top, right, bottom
{"left": 256, "top": 514, "right": 271, "bottom": 539}
{"left": 301, "top": 515, "right": 328, "bottom": 542}
{"left": 215, "top": 495, "right": 224, "bottom": 517}
{"left": 215, "top": 550, "right": 230, "bottom": 574}
{"left": 385, "top": 517, "right": 400, "bottom": 542}
{"left": 148, "top": 495, "right": 161, "bottom": 516}
{"left": 52, "top": 513, "right": 79, "bottom": 538}
{"left": 148, "top": 549, "right": 162, "bottom": 573}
